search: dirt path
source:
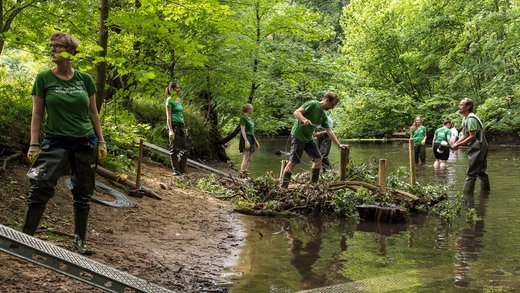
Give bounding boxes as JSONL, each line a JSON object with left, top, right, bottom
{"left": 0, "top": 159, "right": 245, "bottom": 292}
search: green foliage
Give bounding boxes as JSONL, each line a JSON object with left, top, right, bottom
{"left": 196, "top": 174, "right": 235, "bottom": 198}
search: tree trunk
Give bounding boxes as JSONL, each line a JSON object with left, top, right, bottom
{"left": 95, "top": 0, "right": 109, "bottom": 111}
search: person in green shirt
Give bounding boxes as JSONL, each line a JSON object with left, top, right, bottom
{"left": 23, "top": 32, "right": 107, "bottom": 255}
{"left": 165, "top": 82, "right": 189, "bottom": 176}
{"left": 281, "top": 92, "right": 348, "bottom": 188}
{"left": 452, "top": 98, "right": 490, "bottom": 194}
{"left": 410, "top": 116, "right": 427, "bottom": 164}
{"left": 431, "top": 118, "right": 452, "bottom": 169}
{"left": 239, "top": 103, "right": 259, "bottom": 177}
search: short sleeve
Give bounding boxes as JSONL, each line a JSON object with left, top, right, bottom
{"left": 83, "top": 73, "right": 96, "bottom": 96}
{"left": 240, "top": 116, "right": 247, "bottom": 126}
{"left": 467, "top": 118, "right": 479, "bottom": 132}
{"left": 321, "top": 117, "right": 330, "bottom": 128}
{"left": 31, "top": 72, "right": 46, "bottom": 97}
{"left": 302, "top": 100, "right": 317, "bottom": 112}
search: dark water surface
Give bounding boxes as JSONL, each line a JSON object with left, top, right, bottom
{"left": 225, "top": 138, "right": 520, "bottom": 292}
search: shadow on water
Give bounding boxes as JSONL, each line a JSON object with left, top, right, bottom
{"left": 226, "top": 139, "right": 520, "bottom": 292}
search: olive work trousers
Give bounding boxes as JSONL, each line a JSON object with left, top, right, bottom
{"left": 23, "top": 136, "right": 97, "bottom": 236}
{"left": 414, "top": 144, "right": 426, "bottom": 164}
{"left": 463, "top": 144, "right": 490, "bottom": 194}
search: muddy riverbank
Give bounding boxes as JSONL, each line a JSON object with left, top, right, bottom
{"left": 0, "top": 159, "right": 244, "bottom": 292}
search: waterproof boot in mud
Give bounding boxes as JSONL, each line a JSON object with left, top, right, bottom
{"left": 179, "top": 155, "right": 188, "bottom": 175}
{"left": 22, "top": 205, "right": 46, "bottom": 236}
{"left": 480, "top": 175, "right": 491, "bottom": 192}
{"left": 311, "top": 168, "right": 320, "bottom": 183}
{"left": 73, "top": 209, "right": 93, "bottom": 255}
{"left": 170, "top": 154, "right": 181, "bottom": 176}
{"left": 463, "top": 177, "right": 476, "bottom": 195}
{"left": 281, "top": 171, "right": 292, "bottom": 188}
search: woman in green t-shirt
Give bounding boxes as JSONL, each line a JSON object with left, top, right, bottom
{"left": 165, "top": 82, "right": 190, "bottom": 176}
{"left": 410, "top": 116, "right": 427, "bottom": 164}
{"left": 23, "top": 32, "right": 106, "bottom": 255}
{"left": 432, "top": 118, "right": 452, "bottom": 169}
{"left": 239, "top": 103, "right": 259, "bottom": 177}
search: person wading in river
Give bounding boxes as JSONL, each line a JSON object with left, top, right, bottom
{"left": 451, "top": 98, "right": 490, "bottom": 194}
{"left": 281, "top": 92, "right": 348, "bottom": 188}
{"left": 410, "top": 116, "right": 427, "bottom": 164}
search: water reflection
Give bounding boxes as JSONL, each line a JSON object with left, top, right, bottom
{"left": 453, "top": 191, "right": 489, "bottom": 288}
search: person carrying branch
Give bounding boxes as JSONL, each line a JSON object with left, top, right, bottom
{"left": 451, "top": 98, "right": 490, "bottom": 194}
{"left": 165, "top": 82, "right": 189, "bottom": 176}
{"left": 23, "top": 32, "right": 106, "bottom": 255}
{"left": 238, "top": 103, "right": 259, "bottom": 177}
{"left": 281, "top": 92, "right": 348, "bottom": 188}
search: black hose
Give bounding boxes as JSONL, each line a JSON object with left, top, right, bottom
{"left": 64, "top": 178, "right": 133, "bottom": 208}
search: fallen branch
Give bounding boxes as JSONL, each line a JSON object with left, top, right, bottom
{"left": 328, "top": 181, "right": 420, "bottom": 203}
{"left": 96, "top": 165, "right": 161, "bottom": 200}
{"left": 0, "top": 152, "right": 23, "bottom": 175}
{"left": 233, "top": 207, "right": 297, "bottom": 217}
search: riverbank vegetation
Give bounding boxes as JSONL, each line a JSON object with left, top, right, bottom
{"left": 1, "top": 0, "right": 519, "bottom": 169}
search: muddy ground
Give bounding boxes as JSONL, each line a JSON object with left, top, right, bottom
{"left": 0, "top": 158, "right": 245, "bottom": 292}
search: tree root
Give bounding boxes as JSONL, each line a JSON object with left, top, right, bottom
{"left": 0, "top": 152, "right": 23, "bottom": 176}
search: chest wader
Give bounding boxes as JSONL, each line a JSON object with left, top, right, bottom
{"left": 317, "top": 135, "right": 332, "bottom": 171}
{"left": 463, "top": 118, "right": 490, "bottom": 194}
{"left": 23, "top": 136, "right": 97, "bottom": 254}
{"left": 170, "top": 123, "right": 190, "bottom": 175}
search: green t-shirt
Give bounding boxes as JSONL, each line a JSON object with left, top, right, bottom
{"left": 411, "top": 125, "right": 426, "bottom": 145}
{"left": 291, "top": 100, "right": 329, "bottom": 142}
{"left": 462, "top": 113, "right": 483, "bottom": 134}
{"left": 31, "top": 69, "right": 96, "bottom": 138}
{"left": 165, "top": 93, "right": 184, "bottom": 124}
{"left": 434, "top": 127, "right": 451, "bottom": 144}
{"left": 240, "top": 115, "right": 255, "bottom": 136}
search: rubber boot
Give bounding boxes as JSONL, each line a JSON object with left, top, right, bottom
{"left": 179, "top": 155, "right": 188, "bottom": 175}
{"left": 281, "top": 171, "right": 292, "bottom": 188}
{"left": 22, "top": 205, "right": 46, "bottom": 236}
{"left": 479, "top": 175, "right": 490, "bottom": 192}
{"left": 73, "top": 209, "right": 93, "bottom": 255}
{"left": 463, "top": 177, "right": 476, "bottom": 195}
{"left": 311, "top": 168, "right": 320, "bottom": 183}
{"left": 170, "top": 154, "right": 181, "bottom": 176}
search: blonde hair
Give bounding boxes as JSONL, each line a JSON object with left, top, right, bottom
{"left": 411, "top": 116, "right": 422, "bottom": 131}
{"left": 241, "top": 103, "right": 253, "bottom": 115}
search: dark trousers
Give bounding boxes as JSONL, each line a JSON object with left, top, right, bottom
{"left": 170, "top": 123, "right": 190, "bottom": 174}
{"left": 414, "top": 144, "right": 426, "bottom": 163}
{"left": 23, "top": 136, "right": 97, "bottom": 235}
{"left": 317, "top": 136, "right": 332, "bottom": 171}
{"left": 464, "top": 145, "right": 490, "bottom": 193}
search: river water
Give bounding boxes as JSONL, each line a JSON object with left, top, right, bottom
{"left": 224, "top": 138, "right": 520, "bottom": 292}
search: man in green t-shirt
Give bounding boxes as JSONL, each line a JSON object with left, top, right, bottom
{"left": 452, "top": 98, "right": 490, "bottom": 194}
{"left": 281, "top": 92, "right": 348, "bottom": 188}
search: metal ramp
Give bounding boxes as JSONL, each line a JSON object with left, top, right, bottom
{"left": 0, "top": 224, "right": 173, "bottom": 293}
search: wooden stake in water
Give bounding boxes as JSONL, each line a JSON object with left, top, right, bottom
{"left": 378, "top": 158, "right": 387, "bottom": 187}
{"left": 340, "top": 146, "right": 350, "bottom": 181}
{"left": 408, "top": 138, "right": 416, "bottom": 185}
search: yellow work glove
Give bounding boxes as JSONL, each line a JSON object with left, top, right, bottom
{"left": 245, "top": 141, "right": 251, "bottom": 149}
{"left": 98, "top": 141, "right": 107, "bottom": 162}
{"left": 421, "top": 138, "right": 426, "bottom": 145}
{"left": 255, "top": 140, "right": 260, "bottom": 149}
{"left": 27, "top": 144, "right": 40, "bottom": 164}
{"left": 168, "top": 130, "right": 175, "bottom": 142}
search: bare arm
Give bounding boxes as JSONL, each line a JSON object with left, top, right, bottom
{"left": 30, "top": 95, "right": 45, "bottom": 144}
{"left": 325, "top": 128, "right": 346, "bottom": 148}
{"left": 89, "top": 94, "right": 105, "bottom": 142}
{"left": 452, "top": 130, "right": 476, "bottom": 150}
{"left": 165, "top": 105, "right": 173, "bottom": 133}
{"left": 240, "top": 125, "right": 248, "bottom": 141}
{"left": 293, "top": 107, "right": 311, "bottom": 125}
{"left": 431, "top": 134, "right": 436, "bottom": 148}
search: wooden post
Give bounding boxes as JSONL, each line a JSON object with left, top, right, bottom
{"left": 279, "top": 160, "right": 288, "bottom": 179}
{"left": 378, "top": 159, "right": 387, "bottom": 187}
{"left": 136, "top": 139, "right": 144, "bottom": 189}
{"left": 408, "top": 138, "right": 416, "bottom": 185}
{"left": 340, "top": 146, "right": 350, "bottom": 181}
